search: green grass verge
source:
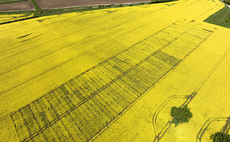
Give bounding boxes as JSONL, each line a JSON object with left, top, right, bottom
{"left": 204, "top": 6, "right": 230, "bottom": 28}
{"left": 30, "top": 0, "right": 41, "bottom": 11}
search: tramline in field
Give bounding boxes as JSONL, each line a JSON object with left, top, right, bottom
{"left": 0, "top": 0, "right": 230, "bottom": 141}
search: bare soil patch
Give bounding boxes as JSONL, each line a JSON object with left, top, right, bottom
{"left": 0, "top": 0, "right": 26, "bottom": 5}
{"left": 35, "top": 0, "right": 150, "bottom": 9}
{"left": 0, "top": 1, "right": 34, "bottom": 11}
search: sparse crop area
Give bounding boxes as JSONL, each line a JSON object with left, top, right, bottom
{"left": 0, "top": 0, "right": 230, "bottom": 141}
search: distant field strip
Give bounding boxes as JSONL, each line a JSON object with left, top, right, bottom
{"left": 0, "top": 0, "right": 27, "bottom": 4}
{"left": 2, "top": 22, "right": 213, "bottom": 142}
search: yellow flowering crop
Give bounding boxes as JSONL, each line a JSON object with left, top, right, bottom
{"left": 0, "top": 0, "right": 229, "bottom": 141}
{"left": 0, "top": 13, "right": 34, "bottom": 24}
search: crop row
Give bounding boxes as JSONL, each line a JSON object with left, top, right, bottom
{"left": 10, "top": 22, "right": 213, "bottom": 142}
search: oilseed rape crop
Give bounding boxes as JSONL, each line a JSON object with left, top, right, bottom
{"left": 0, "top": 13, "right": 34, "bottom": 24}
{"left": 0, "top": 0, "right": 229, "bottom": 141}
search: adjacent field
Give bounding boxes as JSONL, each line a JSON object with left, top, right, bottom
{"left": 0, "top": 0, "right": 229, "bottom": 141}
{"left": 205, "top": 6, "right": 230, "bottom": 28}
{"left": 0, "top": 1, "right": 34, "bottom": 11}
{"left": 0, "top": 0, "right": 27, "bottom": 4}
{"left": 35, "top": 0, "right": 149, "bottom": 9}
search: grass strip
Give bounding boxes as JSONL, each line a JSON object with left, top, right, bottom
{"left": 30, "top": 0, "right": 41, "bottom": 11}
{"left": 204, "top": 6, "right": 230, "bottom": 28}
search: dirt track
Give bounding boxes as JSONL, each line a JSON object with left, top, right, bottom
{"left": 0, "top": 1, "right": 34, "bottom": 11}
{"left": 36, "top": 0, "right": 150, "bottom": 9}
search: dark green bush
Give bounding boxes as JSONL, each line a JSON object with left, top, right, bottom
{"left": 225, "top": 17, "right": 230, "bottom": 23}
{"left": 170, "top": 105, "right": 193, "bottom": 126}
{"left": 224, "top": 0, "right": 230, "bottom": 5}
{"left": 210, "top": 132, "right": 230, "bottom": 142}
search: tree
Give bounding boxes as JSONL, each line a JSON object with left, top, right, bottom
{"left": 210, "top": 132, "right": 230, "bottom": 142}
{"left": 170, "top": 105, "right": 193, "bottom": 126}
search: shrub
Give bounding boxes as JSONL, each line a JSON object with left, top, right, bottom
{"left": 225, "top": 17, "right": 230, "bottom": 23}
{"left": 210, "top": 132, "right": 230, "bottom": 142}
{"left": 171, "top": 105, "right": 193, "bottom": 126}
{"left": 224, "top": 0, "right": 230, "bottom": 5}
{"left": 225, "top": 12, "right": 230, "bottom": 23}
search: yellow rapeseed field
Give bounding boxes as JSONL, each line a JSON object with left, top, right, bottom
{"left": 0, "top": 13, "right": 34, "bottom": 24}
{"left": 0, "top": 0, "right": 229, "bottom": 141}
